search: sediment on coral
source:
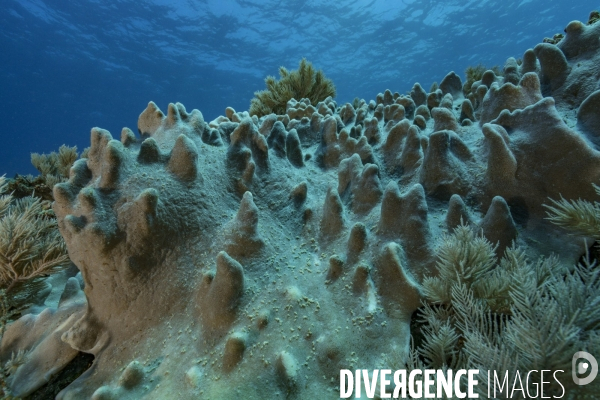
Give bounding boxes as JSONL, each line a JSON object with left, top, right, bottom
{"left": 2, "top": 11, "right": 600, "bottom": 400}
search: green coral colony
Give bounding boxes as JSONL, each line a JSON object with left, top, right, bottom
{"left": 1, "top": 11, "right": 600, "bottom": 400}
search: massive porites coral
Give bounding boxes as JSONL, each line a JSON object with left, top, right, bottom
{"left": 3, "top": 14, "right": 600, "bottom": 400}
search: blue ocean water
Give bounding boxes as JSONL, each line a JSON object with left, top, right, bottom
{"left": 0, "top": 0, "right": 598, "bottom": 177}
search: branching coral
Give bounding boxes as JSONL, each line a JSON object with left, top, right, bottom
{"left": 4, "top": 145, "right": 87, "bottom": 202}
{"left": 543, "top": 184, "right": 600, "bottom": 239}
{"left": 249, "top": 58, "right": 336, "bottom": 117}
{"left": 421, "top": 226, "right": 512, "bottom": 312}
{"left": 403, "top": 223, "right": 599, "bottom": 398}
{"left": 30, "top": 145, "right": 82, "bottom": 189}
{"left": 0, "top": 176, "right": 70, "bottom": 311}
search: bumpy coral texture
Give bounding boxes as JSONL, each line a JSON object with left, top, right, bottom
{"left": 2, "top": 16, "right": 600, "bottom": 400}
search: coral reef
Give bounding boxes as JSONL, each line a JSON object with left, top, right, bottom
{"left": 0, "top": 176, "right": 75, "bottom": 398}
{"left": 0, "top": 277, "right": 86, "bottom": 398}
{"left": 462, "top": 63, "right": 502, "bottom": 97}
{"left": 407, "top": 224, "right": 599, "bottom": 398}
{"left": 542, "top": 10, "right": 600, "bottom": 45}
{"left": 2, "top": 12, "right": 600, "bottom": 400}
{"left": 590, "top": 10, "right": 600, "bottom": 25}
{"left": 3, "top": 175, "right": 55, "bottom": 202}
{"left": 544, "top": 183, "right": 600, "bottom": 240}
{"left": 0, "top": 177, "right": 70, "bottom": 311}
{"left": 31, "top": 145, "right": 78, "bottom": 181}
{"left": 5, "top": 145, "right": 87, "bottom": 202}
{"left": 31, "top": 145, "right": 85, "bottom": 190}
{"left": 249, "top": 58, "right": 336, "bottom": 117}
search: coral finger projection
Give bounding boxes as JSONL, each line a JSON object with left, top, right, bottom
{"left": 2, "top": 14, "right": 600, "bottom": 400}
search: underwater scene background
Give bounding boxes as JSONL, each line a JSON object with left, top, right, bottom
{"left": 0, "top": 0, "right": 598, "bottom": 176}
{"left": 2, "top": 1, "right": 600, "bottom": 399}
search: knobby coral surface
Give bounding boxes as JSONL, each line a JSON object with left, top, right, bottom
{"left": 2, "top": 13, "right": 600, "bottom": 400}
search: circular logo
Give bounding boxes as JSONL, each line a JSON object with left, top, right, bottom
{"left": 572, "top": 352, "right": 598, "bottom": 385}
